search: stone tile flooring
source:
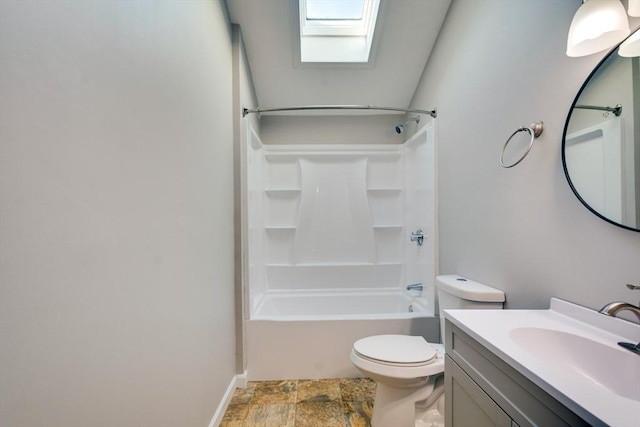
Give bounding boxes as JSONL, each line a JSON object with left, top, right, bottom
{"left": 220, "top": 378, "right": 376, "bottom": 427}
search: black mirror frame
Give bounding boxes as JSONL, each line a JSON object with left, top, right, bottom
{"left": 562, "top": 27, "right": 640, "bottom": 233}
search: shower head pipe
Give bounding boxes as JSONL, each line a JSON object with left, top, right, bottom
{"left": 242, "top": 105, "right": 437, "bottom": 118}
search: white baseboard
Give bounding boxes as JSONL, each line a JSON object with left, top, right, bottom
{"left": 235, "top": 370, "right": 248, "bottom": 388}
{"left": 207, "top": 376, "right": 237, "bottom": 427}
{"left": 207, "top": 371, "right": 249, "bottom": 427}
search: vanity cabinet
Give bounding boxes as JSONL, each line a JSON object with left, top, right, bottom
{"left": 444, "top": 320, "right": 590, "bottom": 427}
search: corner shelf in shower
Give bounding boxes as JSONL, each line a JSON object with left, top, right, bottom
{"left": 264, "top": 188, "right": 301, "bottom": 229}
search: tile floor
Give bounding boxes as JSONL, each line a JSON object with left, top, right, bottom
{"left": 220, "top": 378, "right": 376, "bottom": 427}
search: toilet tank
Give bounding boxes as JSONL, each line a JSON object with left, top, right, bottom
{"left": 435, "top": 275, "right": 505, "bottom": 343}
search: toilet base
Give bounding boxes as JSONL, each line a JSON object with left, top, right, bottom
{"left": 371, "top": 374, "right": 444, "bottom": 427}
{"left": 416, "top": 391, "right": 445, "bottom": 427}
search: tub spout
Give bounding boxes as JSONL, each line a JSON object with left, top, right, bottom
{"left": 406, "top": 283, "right": 423, "bottom": 292}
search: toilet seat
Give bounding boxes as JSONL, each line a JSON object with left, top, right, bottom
{"left": 353, "top": 335, "right": 437, "bottom": 367}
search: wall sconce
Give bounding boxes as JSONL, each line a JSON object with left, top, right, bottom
{"left": 566, "top": 0, "right": 630, "bottom": 57}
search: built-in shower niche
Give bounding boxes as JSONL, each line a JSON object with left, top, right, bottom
{"left": 367, "top": 154, "right": 404, "bottom": 266}
{"left": 258, "top": 147, "right": 405, "bottom": 292}
{"left": 262, "top": 154, "right": 300, "bottom": 266}
{"left": 263, "top": 190, "right": 300, "bottom": 265}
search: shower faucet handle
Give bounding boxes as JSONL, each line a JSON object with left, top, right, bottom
{"left": 410, "top": 229, "right": 425, "bottom": 246}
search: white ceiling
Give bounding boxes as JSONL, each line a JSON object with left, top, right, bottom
{"left": 225, "top": 0, "right": 451, "bottom": 112}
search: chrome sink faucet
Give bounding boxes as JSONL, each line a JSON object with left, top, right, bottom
{"left": 406, "top": 283, "right": 423, "bottom": 292}
{"left": 599, "top": 284, "right": 640, "bottom": 356}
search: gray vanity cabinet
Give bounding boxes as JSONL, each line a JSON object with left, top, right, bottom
{"left": 446, "top": 357, "right": 516, "bottom": 427}
{"left": 444, "top": 320, "right": 590, "bottom": 427}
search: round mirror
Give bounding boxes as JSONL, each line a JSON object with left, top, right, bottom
{"left": 562, "top": 28, "right": 640, "bottom": 232}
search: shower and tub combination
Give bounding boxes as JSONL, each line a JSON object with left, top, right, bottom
{"left": 243, "top": 111, "right": 438, "bottom": 380}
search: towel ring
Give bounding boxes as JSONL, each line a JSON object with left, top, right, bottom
{"left": 500, "top": 121, "right": 544, "bottom": 168}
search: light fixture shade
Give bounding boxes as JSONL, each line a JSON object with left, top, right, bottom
{"left": 619, "top": 30, "right": 640, "bottom": 57}
{"left": 628, "top": 0, "right": 640, "bottom": 17}
{"left": 566, "top": 0, "right": 630, "bottom": 57}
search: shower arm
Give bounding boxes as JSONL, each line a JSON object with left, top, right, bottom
{"left": 403, "top": 117, "right": 420, "bottom": 126}
{"left": 242, "top": 105, "right": 437, "bottom": 118}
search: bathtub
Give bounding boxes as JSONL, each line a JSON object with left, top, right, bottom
{"left": 246, "top": 289, "right": 440, "bottom": 380}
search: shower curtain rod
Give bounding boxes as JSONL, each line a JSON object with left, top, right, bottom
{"left": 575, "top": 104, "right": 622, "bottom": 117}
{"left": 242, "top": 105, "right": 437, "bottom": 118}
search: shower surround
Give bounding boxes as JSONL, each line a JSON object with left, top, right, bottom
{"left": 245, "top": 120, "right": 438, "bottom": 380}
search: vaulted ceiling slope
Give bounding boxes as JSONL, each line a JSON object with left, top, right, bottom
{"left": 225, "top": 0, "right": 451, "bottom": 112}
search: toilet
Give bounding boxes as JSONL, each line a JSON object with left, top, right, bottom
{"left": 350, "top": 275, "right": 505, "bottom": 427}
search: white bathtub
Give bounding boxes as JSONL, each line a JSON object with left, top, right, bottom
{"left": 253, "top": 289, "right": 431, "bottom": 320}
{"left": 247, "top": 289, "right": 439, "bottom": 380}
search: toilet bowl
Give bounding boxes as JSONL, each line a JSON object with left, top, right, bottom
{"left": 351, "top": 275, "right": 505, "bottom": 427}
{"left": 350, "top": 335, "right": 445, "bottom": 427}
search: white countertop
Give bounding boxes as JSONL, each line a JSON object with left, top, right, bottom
{"left": 444, "top": 298, "right": 640, "bottom": 427}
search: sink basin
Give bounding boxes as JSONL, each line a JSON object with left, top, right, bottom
{"left": 445, "top": 298, "right": 640, "bottom": 426}
{"left": 510, "top": 327, "right": 640, "bottom": 401}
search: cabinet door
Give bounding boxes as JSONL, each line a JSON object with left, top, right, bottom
{"left": 446, "top": 355, "right": 512, "bottom": 427}
{"left": 446, "top": 321, "right": 590, "bottom": 427}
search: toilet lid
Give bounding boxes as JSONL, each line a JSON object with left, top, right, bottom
{"left": 353, "top": 335, "right": 437, "bottom": 365}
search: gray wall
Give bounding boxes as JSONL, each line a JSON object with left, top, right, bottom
{"left": 259, "top": 115, "right": 408, "bottom": 145}
{"left": 0, "top": 1, "right": 237, "bottom": 426}
{"left": 410, "top": 0, "right": 640, "bottom": 311}
{"left": 233, "top": 24, "right": 260, "bottom": 377}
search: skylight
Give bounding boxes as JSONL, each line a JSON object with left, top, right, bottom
{"left": 306, "top": 0, "right": 365, "bottom": 20}
{"left": 299, "top": 0, "right": 380, "bottom": 63}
